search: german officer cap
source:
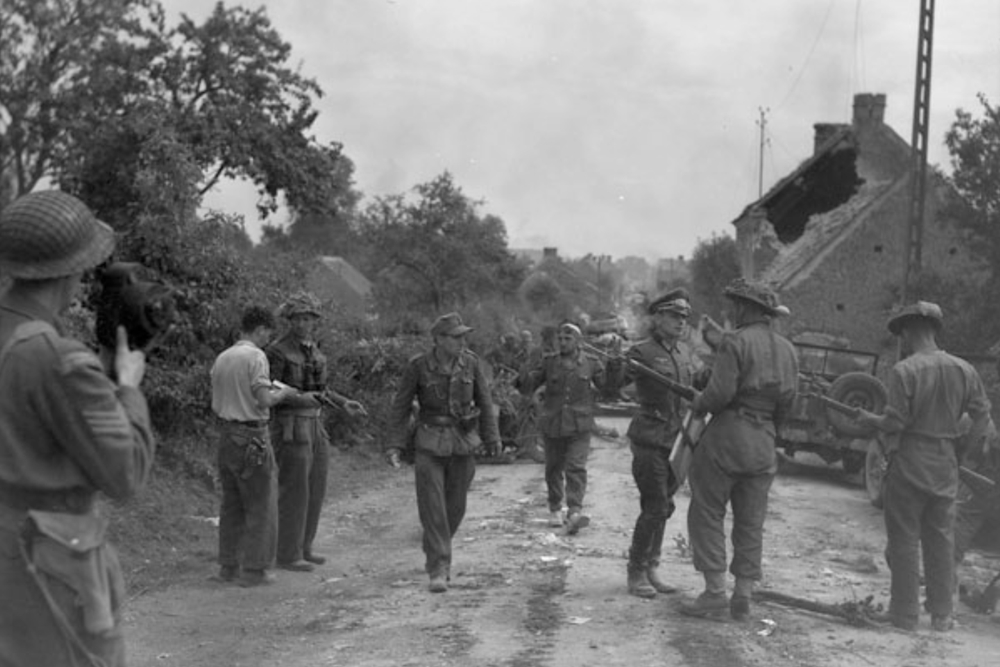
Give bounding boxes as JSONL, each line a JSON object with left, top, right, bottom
{"left": 648, "top": 288, "right": 692, "bottom": 316}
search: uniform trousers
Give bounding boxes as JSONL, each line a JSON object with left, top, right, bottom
{"left": 414, "top": 451, "right": 476, "bottom": 578}
{"left": 628, "top": 443, "right": 677, "bottom": 570}
{"left": 883, "top": 467, "right": 956, "bottom": 620}
{"left": 274, "top": 415, "right": 329, "bottom": 564}
{"left": 0, "top": 502, "right": 126, "bottom": 667}
{"left": 217, "top": 423, "right": 278, "bottom": 571}
{"left": 543, "top": 433, "right": 591, "bottom": 514}
{"left": 687, "top": 442, "right": 774, "bottom": 580}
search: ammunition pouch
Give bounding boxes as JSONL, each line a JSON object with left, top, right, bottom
{"left": 22, "top": 509, "right": 124, "bottom": 635}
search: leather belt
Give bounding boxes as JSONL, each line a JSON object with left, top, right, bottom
{"left": 734, "top": 406, "right": 773, "bottom": 423}
{"left": 222, "top": 419, "right": 269, "bottom": 429}
{"left": 421, "top": 415, "right": 457, "bottom": 427}
{"left": 0, "top": 478, "right": 95, "bottom": 514}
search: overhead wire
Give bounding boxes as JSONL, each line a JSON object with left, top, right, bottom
{"left": 775, "top": 0, "right": 837, "bottom": 112}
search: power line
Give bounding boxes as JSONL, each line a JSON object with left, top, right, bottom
{"left": 776, "top": 0, "right": 837, "bottom": 111}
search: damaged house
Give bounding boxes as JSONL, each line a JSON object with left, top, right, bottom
{"left": 733, "top": 92, "right": 980, "bottom": 357}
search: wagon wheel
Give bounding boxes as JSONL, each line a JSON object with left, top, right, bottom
{"left": 865, "top": 439, "right": 887, "bottom": 509}
{"left": 826, "top": 372, "right": 887, "bottom": 438}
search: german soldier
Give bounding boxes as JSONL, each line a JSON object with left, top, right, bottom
{"left": 386, "top": 312, "right": 500, "bottom": 592}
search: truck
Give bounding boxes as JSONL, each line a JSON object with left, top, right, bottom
{"left": 776, "top": 340, "right": 889, "bottom": 506}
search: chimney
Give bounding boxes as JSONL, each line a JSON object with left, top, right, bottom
{"left": 813, "top": 123, "right": 842, "bottom": 154}
{"left": 542, "top": 247, "right": 558, "bottom": 259}
{"left": 853, "top": 93, "right": 886, "bottom": 126}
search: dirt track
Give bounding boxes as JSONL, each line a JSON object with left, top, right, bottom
{"left": 125, "top": 416, "right": 1000, "bottom": 666}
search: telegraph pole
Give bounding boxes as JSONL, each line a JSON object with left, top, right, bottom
{"left": 901, "top": 0, "right": 935, "bottom": 305}
{"left": 757, "top": 107, "right": 770, "bottom": 197}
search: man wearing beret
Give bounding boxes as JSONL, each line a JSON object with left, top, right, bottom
{"left": 856, "top": 301, "right": 996, "bottom": 632}
{"left": 681, "top": 278, "right": 798, "bottom": 621}
{"left": 0, "top": 191, "right": 155, "bottom": 666}
{"left": 386, "top": 312, "right": 500, "bottom": 592}
{"left": 266, "top": 292, "right": 366, "bottom": 572}
{"left": 622, "top": 288, "right": 707, "bottom": 598}
{"left": 522, "top": 321, "right": 608, "bottom": 535}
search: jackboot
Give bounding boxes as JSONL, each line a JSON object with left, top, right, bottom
{"left": 680, "top": 572, "right": 728, "bottom": 618}
{"left": 646, "top": 564, "right": 679, "bottom": 594}
{"left": 627, "top": 566, "right": 656, "bottom": 599}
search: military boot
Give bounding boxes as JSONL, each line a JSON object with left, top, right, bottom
{"left": 627, "top": 566, "right": 656, "bottom": 598}
{"left": 680, "top": 572, "right": 728, "bottom": 618}
{"left": 731, "top": 576, "right": 754, "bottom": 621}
{"left": 646, "top": 563, "right": 679, "bottom": 594}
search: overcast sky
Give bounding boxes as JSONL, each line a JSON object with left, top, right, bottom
{"left": 162, "top": 0, "right": 1000, "bottom": 262}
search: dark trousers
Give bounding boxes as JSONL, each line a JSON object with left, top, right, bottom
{"left": 275, "top": 416, "right": 328, "bottom": 564}
{"left": 414, "top": 451, "right": 476, "bottom": 577}
{"left": 0, "top": 504, "right": 126, "bottom": 667}
{"left": 883, "top": 469, "right": 956, "bottom": 620}
{"left": 543, "top": 433, "right": 590, "bottom": 513}
{"left": 688, "top": 444, "right": 774, "bottom": 579}
{"left": 629, "top": 444, "right": 676, "bottom": 570}
{"left": 217, "top": 424, "right": 278, "bottom": 571}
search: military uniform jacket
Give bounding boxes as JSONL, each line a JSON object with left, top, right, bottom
{"left": 625, "top": 336, "right": 703, "bottom": 449}
{"left": 0, "top": 291, "right": 155, "bottom": 501}
{"left": 390, "top": 348, "right": 500, "bottom": 456}
{"left": 885, "top": 350, "right": 994, "bottom": 497}
{"left": 525, "top": 351, "right": 604, "bottom": 438}
{"left": 266, "top": 333, "right": 328, "bottom": 412}
{"left": 692, "top": 319, "right": 798, "bottom": 475}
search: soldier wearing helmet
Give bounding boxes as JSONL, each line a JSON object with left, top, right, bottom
{"left": 0, "top": 191, "right": 154, "bottom": 666}
{"left": 681, "top": 278, "right": 798, "bottom": 621}
{"left": 854, "top": 301, "right": 997, "bottom": 632}
{"left": 621, "top": 287, "right": 708, "bottom": 599}
{"left": 266, "top": 291, "right": 366, "bottom": 572}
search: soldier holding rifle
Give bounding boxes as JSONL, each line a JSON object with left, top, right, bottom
{"left": 680, "top": 278, "right": 797, "bottom": 622}
{"left": 619, "top": 288, "right": 707, "bottom": 598}
{"left": 853, "top": 301, "right": 996, "bottom": 632}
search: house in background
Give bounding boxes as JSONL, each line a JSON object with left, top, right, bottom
{"left": 305, "top": 256, "right": 373, "bottom": 316}
{"left": 732, "top": 92, "right": 981, "bottom": 357}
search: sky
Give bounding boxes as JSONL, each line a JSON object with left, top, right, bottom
{"left": 162, "top": 0, "right": 1000, "bottom": 262}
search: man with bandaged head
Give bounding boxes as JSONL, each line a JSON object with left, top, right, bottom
{"left": 523, "top": 321, "right": 608, "bottom": 535}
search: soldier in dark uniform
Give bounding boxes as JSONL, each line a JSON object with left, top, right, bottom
{"left": 623, "top": 288, "right": 706, "bottom": 598}
{"left": 266, "top": 292, "right": 365, "bottom": 572}
{"left": 856, "top": 302, "right": 996, "bottom": 632}
{"left": 522, "top": 322, "right": 607, "bottom": 534}
{"left": 681, "top": 278, "right": 797, "bottom": 621}
{"left": 386, "top": 312, "right": 500, "bottom": 593}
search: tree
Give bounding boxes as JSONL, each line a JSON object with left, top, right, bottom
{"left": 357, "top": 172, "right": 525, "bottom": 315}
{"left": 1, "top": 0, "right": 359, "bottom": 218}
{"left": 689, "top": 233, "right": 740, "bottom": 321}
{"left": 942, "top": 94, "right": 1000, "bottom": 349}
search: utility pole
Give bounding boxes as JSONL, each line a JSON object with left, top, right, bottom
{"left": 757, "top": 107, "right": 770, "bottom": 197}
{"left": 901, "top": 0, "right": 935, "bottom": 305}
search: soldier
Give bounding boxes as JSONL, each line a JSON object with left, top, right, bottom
{"left": 266, "top": 292, "right": 365, "bottom": 572}
{"left": 210, "top": 306, "right": 297, "bottom": 587}
{"left": 386, "top": 312, "right": 501, "bottom": 592}
{"left": 856, "top": 301, "right": 996, "bottom": 632}
{"left": 681, "top": 278, "right": 797, "bottom": 621}
{"left": 623, "top": 288, "right": 706, "bottom": 598}
{"left": 523, "top": 322, "right": 607, "bottom": 534}
{"left": 0, "top": 191, "right": 155, "bottom": 666}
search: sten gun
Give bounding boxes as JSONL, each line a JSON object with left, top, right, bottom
{"left": 581, "top": 342, "right": 697, "bottom": 402}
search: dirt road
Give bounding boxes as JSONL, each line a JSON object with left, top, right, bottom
{"left": 126, "top": 416, "right": 1000, "bottom": 666}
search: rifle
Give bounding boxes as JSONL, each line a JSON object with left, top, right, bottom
{"left": 814, "top": 394, "right": 997, "bottom": 495}
{"left": 581, "top": 342, "right": 697, "bottom": 402}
